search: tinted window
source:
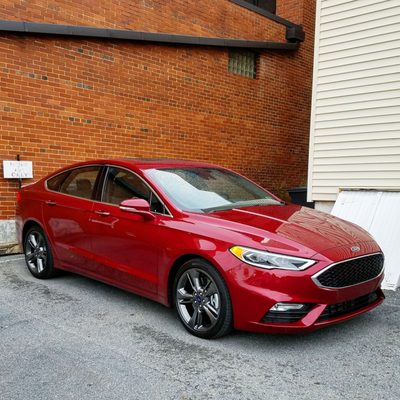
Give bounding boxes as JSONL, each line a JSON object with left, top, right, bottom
{"left": 59, "top": 166, "right": 100, "bottom": 200}
{"left": 103, "top": 167, "right": 166, "bottom": 214}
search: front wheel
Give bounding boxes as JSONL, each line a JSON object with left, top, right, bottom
{"left": 174, "top": 259, "right": 233, "bottom": 339}
{"left": 24, "top": 226, "right": 58, "bottom": 279}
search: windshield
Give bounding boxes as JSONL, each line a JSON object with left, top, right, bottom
{"left": 146, "top": 167, "right": 281, "bottom": 212}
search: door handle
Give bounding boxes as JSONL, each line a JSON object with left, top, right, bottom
{"left": 94, "top": 210, "right": 111, "bottom": 217}
{"left": 45, "top": 200, "right": 57, "bottom": 206}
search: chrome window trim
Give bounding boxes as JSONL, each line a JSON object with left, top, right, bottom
{"left": 311, "top": 252, "right": 384, "bottom": 289}
{"left": 45, "top": 163, "right": 173, "bottom": 217}
{"left": 45, "top": 164, "right": 103, "bottom": 201}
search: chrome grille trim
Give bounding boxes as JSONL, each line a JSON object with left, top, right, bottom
{"left": 312, "top": 252, "right": 384, "bottom": 289}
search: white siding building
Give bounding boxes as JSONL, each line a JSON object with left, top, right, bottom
{"left": 308, "top": 0, "right": 400, "bottom": 289}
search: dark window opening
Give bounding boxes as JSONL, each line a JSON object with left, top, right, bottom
{"left": 245, "top": 0, "right": 276, "bottom": 14}
{"left": 228, "top": 50, "right": 257, "bottom": 79}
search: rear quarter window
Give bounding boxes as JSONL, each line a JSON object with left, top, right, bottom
{"left": 46, "top": 171, "right": 69, "bottom": 192}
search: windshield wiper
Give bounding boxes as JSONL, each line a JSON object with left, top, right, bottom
{"left": 202, "top": 199, "right": 282, "bottom": 213}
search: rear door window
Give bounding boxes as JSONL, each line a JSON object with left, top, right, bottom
{"left": 59, "top": 166, "right": 101, "bottom": 200}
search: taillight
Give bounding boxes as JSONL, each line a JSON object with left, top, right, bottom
{"left": 16, "top": 192, "right": 22, "bottom": 202}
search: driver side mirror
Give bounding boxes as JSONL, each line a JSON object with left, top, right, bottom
{"left": 119, "top": 198, "right": 155, "bottom": 221}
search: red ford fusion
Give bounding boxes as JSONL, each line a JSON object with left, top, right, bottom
{"left": 16, "top": 159, "right": 385, "bottom": 338}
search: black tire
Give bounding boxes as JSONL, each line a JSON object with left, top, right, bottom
{"left": 23, "top": 226, "right": 58, "bottom": 279}
{"left": 173, "top": 258, "right": 233, "bottom": 339}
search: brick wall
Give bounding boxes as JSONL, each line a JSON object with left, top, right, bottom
{"left": 0, "top": 0, "right": 315, "bottom": 222}
{"left": 0, "top": 0, "right": 286, "bottom": 39}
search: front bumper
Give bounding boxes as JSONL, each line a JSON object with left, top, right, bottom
{"left": 244, "top": 289, "right": 384, "bottom": 334}
{"left": 219, "top": 248, "right": 385, "bottom": 334}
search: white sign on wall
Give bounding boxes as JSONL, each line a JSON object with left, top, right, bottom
{"left": 3, "top": 160, "right": 33, "bottom": 179}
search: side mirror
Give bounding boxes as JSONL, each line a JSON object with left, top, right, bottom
{"left": 119, "top": 198, "right": 155, "bottom": 221}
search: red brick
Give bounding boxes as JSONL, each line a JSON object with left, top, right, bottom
{"left": 0, "top": 0, "right": 315, "bottom": 219}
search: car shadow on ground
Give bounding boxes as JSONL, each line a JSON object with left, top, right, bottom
{"left": 45, "top": 267, "right": 392, "bottom": 351}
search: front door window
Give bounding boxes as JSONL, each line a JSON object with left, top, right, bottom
{"left": 102, "top": 167, "right": 167, "bottom": 215}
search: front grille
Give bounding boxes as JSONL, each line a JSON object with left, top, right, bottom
{"left": 261, "top": 305, "right": 313, "bottom": 324}
{"left": 318, "top": 291, "right": 380, "bottom": 321}
{"left": 313, "top": 253, "right": 384, "bottom": 289}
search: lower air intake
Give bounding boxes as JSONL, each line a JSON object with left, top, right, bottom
{"left": 318, "top": 291, "right": 380, "bottom": 321}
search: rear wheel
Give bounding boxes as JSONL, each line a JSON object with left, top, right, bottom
{"left": 174, "top": 259, "right": 233, "bottom": 339}
{"left": 24, "top": 226, "right": 57, "bottom": 279}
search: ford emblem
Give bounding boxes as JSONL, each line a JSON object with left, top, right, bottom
{"left": 351, "top": 246, "right": 361, "bottom": 252}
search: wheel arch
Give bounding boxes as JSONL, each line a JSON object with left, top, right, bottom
{"left": 22, "top": 219, "right": 45, "bottom": 246}
{"left": 167, "top": 252, "right": 229, "bottom": 307}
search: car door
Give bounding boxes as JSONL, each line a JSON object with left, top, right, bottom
{"left": 43, "top": 165, "right": 102, "bottom": 272}
{"left": 89, "top": 166, "right": 168, "bottom": 297}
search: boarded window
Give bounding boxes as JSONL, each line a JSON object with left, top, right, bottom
{"left": 228, "top": 50, "right": 257, "bottom": 79}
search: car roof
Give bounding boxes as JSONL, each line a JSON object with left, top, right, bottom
{"left": 67, "top": 158, "right": 223, "bottom": 171}
{"left": 40, "top": 158, "right": 229, "bottom": 183}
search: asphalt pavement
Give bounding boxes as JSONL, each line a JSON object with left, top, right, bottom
{"left": 0, "top": 254, "right": 399, "bottom": 400}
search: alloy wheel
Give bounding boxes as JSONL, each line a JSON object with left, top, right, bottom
{"left": 25, "top": 230, "right": 48, "bottom": 274}
{"left": 176, "top": 267, "right": 221, "bottom": 332}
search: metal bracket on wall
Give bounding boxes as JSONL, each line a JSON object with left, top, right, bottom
{"left": 16, "top": 154, "right": 21, "bottom": 189}
{"left": 229, "top": 0, "right": 305, "bottom": 43}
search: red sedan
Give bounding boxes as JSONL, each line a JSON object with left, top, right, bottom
{"left": 16, "top": 159, "right": 385, "bottom": 338}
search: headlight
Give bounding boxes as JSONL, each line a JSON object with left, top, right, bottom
{"left": 230, "top": 246, "right": 316, "bottom": 271}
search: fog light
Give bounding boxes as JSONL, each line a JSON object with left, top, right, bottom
{"left": 270, "top": 303, "right": 308, "bottom": 312}
{"left": 262, "top": 302, "right": 313, "bottom": 323}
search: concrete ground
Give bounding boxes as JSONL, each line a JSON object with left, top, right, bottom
{"left": 0, "top": 254, "right": 399, "bottom": 400}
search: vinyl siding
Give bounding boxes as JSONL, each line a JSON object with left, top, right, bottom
{"left": 308, "top": 0, "right": 400, "bottom": 201}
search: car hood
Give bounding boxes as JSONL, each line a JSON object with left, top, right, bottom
{"left": 202, "top": 204, "right": 376, "bottom": 257}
